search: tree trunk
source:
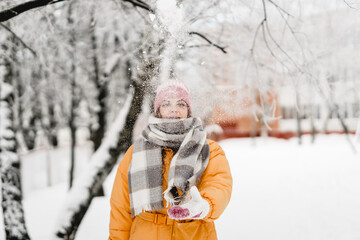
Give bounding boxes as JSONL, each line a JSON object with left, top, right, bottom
{"left": 47, "top": 103, "right": 59, "bottom": 147}
{"left": 20, "top": 69, "right": 42, "bottom": 151}
{"left": 21, "top": 115, "right": 37, "bottom": 150}
{"left": 89, "top": 7, "right": 107, "bottom": 153}
{"left": 67, "top": 2, "right": 78, "bottom": 189}
{"left": 0, "top": 32, "right": 31, "bottom": 240}
{"left": 55, "top": 86, "right": 144, "bottom": 239}
{"left": 335, "top": 105, "right": 357, "bottom": 153}
{"left": 69, "top": 60, "right": 77, "bottom": 188}
{"left": 295, "top": 91, "right": 302, "bottom": 145}
{"left": 42, "top": 68, "right": 59, "bottom": 148}
{"left": 88, "top": 6, "right": 108, "bottom": 197}
{"left": 69, "top": 118, "right": 76, "bottom": 189}
{"left": 310, "top": 114, "right": 316, "bottom": 144}
{"left": 54, "top": 17, "right": 159, "bottom": 234}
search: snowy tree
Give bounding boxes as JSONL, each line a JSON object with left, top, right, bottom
{"left": 52, "top": 0, "right": 231, "bottom": 238}
{"left": 0, "top": 24, "right": 30, "bottom": 239}
{"left": 1, "top": 2, "right": 229, "bottom": 238}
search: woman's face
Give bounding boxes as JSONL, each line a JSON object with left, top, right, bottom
{"left": 158, "top": 98, "right": 189, "bottom": 119}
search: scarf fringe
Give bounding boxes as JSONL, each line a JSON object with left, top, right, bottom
{"left": 132, "top": 202, "right": 164, "bottom": 217}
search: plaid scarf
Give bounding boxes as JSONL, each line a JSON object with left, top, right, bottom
{"left": 128, "top": 116, "right": 210, "bottom": 217}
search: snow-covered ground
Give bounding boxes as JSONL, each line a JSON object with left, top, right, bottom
{"left": 217, "top": 135, "right": 360, "bottom": 240}
{"left": 3, "top": 134, "right": 360, "bottom": 240}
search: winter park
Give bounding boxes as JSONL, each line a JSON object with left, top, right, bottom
{"left": 1, "top": 0, "right": 360, "bottom": 240}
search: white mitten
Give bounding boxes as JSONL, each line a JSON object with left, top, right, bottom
{"left": 167, "top": 186, "right": 210, "bottom": 220}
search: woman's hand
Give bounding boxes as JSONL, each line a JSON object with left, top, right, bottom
{"left": 167, "top": 186, "right": 210, "bottom": 220}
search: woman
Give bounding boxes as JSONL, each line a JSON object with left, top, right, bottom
{"left": 109, "top": 79, "right": 232, "bottom": 240}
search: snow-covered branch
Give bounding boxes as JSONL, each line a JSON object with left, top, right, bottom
{"left": 54, "top": 93, "right": 133, "bottom": 239}
{"left": 0, "top": 0, "right": 66, "bottom": 22}
{"left": 1, "top": 46, "right": 30, "bottom": 239}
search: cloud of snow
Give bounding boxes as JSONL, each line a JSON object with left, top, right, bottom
{"left": 155, "top": 0, "right": 186, "bottom": 38}
{"left": 153, "top": 0, "right": 188, "bottom": 82}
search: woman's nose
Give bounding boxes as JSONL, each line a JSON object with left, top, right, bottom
{"left": 170, "top": 105, "right": 179, "bottom": 112}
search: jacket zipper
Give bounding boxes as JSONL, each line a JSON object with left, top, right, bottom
{"left": 171, "top": 221, "right": 175, "bottom": 240}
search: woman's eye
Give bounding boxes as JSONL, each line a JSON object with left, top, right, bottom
{"left": 161, "top": 103, "right": 170, "bottom": 107}
{"left": 178, "top": 103, "right": 186, "bottom": 108}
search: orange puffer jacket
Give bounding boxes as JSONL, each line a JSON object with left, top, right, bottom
{"left": 109, "top": 139, "right": 232, "bottom": 240}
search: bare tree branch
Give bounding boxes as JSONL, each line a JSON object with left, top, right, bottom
{"left": 277, "top": 9, "right": 306, "bottom": 62}
{"left": 122, "top": 0, "right": 154, "bottom": 13}
{"left": 264, "top": 20, "right": 302, "bottom": 72}
{"left": 250, "top": 19, "right": 265, "bottom": 53}
{"left": 250, "top": 0, "right": 267, "bottom": 53}
{"left": 266, "top": 0, "right": 295, "bottom": 18}
{"left": 189, "top": 32, "right": 227, "bottom": 54}
{"left": 262, "top": 0, "right": 268, "bottom": 19}
{"left": 188, "top": 2, "right": 217, "bottom": 25}
{"left": 262, "top": 0, "right": 303, "bottom": 72}
{"left": 0, "top": 23, "right": 37, "bottom": 56}
{"left": 185, "top": 44, "right": 215, "bottom": 49}
{"left": 250, "top": 0, "right": 302, "bottom": 73}
{"left": 261, "top": 23, "right": 282, "bottom": 64}
{"left": 0, "top": 0, "right": 66, "bottom": 22}
{"left": 343, "top": 0, "right": 357, "bottom": 9}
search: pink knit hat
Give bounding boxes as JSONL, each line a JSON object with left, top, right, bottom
{"left": 154, "top": 79, "right": 191, "bottom": 115}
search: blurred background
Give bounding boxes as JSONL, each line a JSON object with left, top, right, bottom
{"left": 1, "top": 0, "right": 360, "bottom": 239}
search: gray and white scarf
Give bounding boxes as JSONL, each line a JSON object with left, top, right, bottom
{"left": 128, "top": 116, "right": 210, "bottom": 217}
